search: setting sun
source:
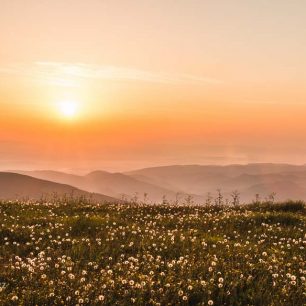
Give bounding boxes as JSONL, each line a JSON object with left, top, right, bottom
{"left": 58, "top": 100, "right": 78, "bottom": 118}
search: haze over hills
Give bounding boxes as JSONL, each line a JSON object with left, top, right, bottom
{"left": 8, "top": 163, "right": 306, "bottom": 203}
{"left": 126, "top": 163, "right": 306, "bottom": 202}
{"left": 16, "top": 170, "right": 185, "bottom": 203}
{"left": 126, "top": 163, "right": 306, "bottom": 178}
{"left": 0, "top": 172, "right": 116, "bottom": 202}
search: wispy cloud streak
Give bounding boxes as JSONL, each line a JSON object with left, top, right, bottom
{"left": 0, "top": 62, "right": 221, "bottom": 87}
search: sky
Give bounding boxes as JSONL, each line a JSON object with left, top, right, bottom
{"left": 1, "top": 0, "right": 306, "bottom": 172}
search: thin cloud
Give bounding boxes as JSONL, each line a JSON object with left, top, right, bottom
{"left": 0, "top": 62, "right": 222, "bottom": 87}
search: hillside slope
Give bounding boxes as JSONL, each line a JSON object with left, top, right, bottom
{"left": 0, "top": 172, "right": 116, "bottom": 202}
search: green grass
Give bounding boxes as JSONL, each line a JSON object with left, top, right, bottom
{"left": 0, "top": 200, "right": 305, "bottom": 305}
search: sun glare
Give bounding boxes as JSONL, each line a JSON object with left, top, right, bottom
{"left": 58, "top": 100, "right": 78, "bottom": 118}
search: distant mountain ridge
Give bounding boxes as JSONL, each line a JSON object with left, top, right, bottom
{"left": 9, "top": 163, "right": 306, "bottom": 203}
{"left": 126, "top": 163, "right": 306, "bottom": 202}
{"left": 16, "top": 170, "right": 187, "bottom": 202}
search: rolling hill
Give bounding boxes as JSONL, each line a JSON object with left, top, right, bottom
{"left": 0, "top": 172, "right": 116, "bottom": 202}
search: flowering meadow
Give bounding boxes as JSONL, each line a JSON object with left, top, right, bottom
{"left": 0, "top": 199, "right": 305, "bottom": 305}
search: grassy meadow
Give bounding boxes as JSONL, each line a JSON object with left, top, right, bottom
{"left": 0, "top": 199, "right": 305, "bottom": 305}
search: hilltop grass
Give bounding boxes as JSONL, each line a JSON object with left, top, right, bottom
{"left": 0, "top": 199, "right": 305, "bottom": 305}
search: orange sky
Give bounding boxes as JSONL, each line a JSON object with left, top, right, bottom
{"left": 1, "top": 0, "right": 306, "bottom": 172}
